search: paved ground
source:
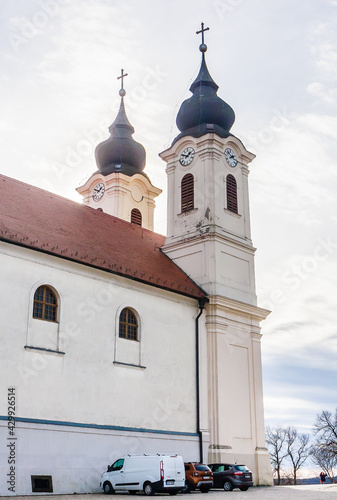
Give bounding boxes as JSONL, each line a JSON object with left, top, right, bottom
{"left": 4, "top": 485, "right": 337, "bottom": 500}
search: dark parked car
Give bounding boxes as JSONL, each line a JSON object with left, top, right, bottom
{"left": 208, "top": 463, "right": 253, "bottom": 491}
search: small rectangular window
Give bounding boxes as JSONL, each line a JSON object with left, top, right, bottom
{"left": 226, "top": 174, "right": 238, "bottom": 213}
{"left": 181, "top": 174, "right": 194, "bottom": 213}
{"left": 31, "top": 475, "right": 53, "bottom": 493}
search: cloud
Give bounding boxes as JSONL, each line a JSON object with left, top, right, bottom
{"left": 311, "top": 41, "right": 337, "bottom": 79}
{"left": 307, "top": 82, "right": 337, "bottom": 105}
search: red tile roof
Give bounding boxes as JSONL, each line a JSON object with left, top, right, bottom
{"left": 0, "top": 175, "right": 206, "bottom": 299}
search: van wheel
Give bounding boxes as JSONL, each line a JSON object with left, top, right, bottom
{"left": 169, "top": 491, "right": 178, "bottom": 495}
{"left": 129, "top": 491, "right": 137, "bottom": 495}
{"left": 223, "top": 481, "right": 233, "bottom": 492}
{"left": 183, "top": 480, "right": 192, "bottom": 493}
{"left": 103, "top": 482, "right": 114, "bottom": 494}
{"left": 143, "top": 482, "right": 154, "bottom": 496}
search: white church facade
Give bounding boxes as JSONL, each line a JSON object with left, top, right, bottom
{"left": 0, "top": 26, "right": 273, "bottom": 496}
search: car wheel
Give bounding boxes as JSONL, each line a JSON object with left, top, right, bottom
{"left": 182, "top": 480, "right": 192, "bottom": 493}
{"left": 200, "top": 486, "right": 211, "bottom": 493}
{"left": 239, "top": 486, "right": 249, "bottom": 491}
{"left": 223, "top": 481, "right": 233, "bottom": 492}
{"left": 103, "top": 482, "right": 114, "bottom": 495}
{"left": 143, "top": 482, "right": 154, "bottom": 496}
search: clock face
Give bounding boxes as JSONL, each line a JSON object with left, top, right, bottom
{"left": 179, "top": 147, "right": 195, "bottom": 166}
{"left": 225, "top": 148, "right": 238, "bottom": 167}
{"left": 92, "top": 182, "right": 105, "bottom": 201}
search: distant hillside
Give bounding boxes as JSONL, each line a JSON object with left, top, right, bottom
{"left": 274, "top": 477, "right": 336, "bottom": 485}
{"left": 298, "top": 477, "right": 320, "bottom": 485}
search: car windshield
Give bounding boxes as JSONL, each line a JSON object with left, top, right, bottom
{"left": 195, "top": 465, "right": 210, "bottom": 471}
{"left": 235, "top": 465, "right": 249, "bottom": 472}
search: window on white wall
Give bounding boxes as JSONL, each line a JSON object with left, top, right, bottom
{"left": 33, "top": 285, "right": 58, "bottom": 322}
{"left": 181, "top": 173, "right": 194, "bottom": 213}
{"left": 119, "top": 307, "right": 138, "bottom": 340}
{"left": 131, "top": 208, "right": 142, "bottom": 226}
{"left": 226, "top": 174, "right": 238, "bottom": 214}
{"left": 26, "top": 284, "right": 62, "bottom": 354}
{"left": 114, "top": 307, "right": 143, "bottom": 368}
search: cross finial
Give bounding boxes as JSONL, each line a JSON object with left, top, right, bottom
{"left": 196, "top": 22, "right": 209, "bottom": 52}
{"left": 117, "top": 68, "right": 128, "bottom": 97}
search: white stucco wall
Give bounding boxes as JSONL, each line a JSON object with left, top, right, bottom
{"left": 0, "top": 420, "right": 199, "bottom": 495}
{"left": 0, "top": 241, "right": 205, "bottom": 495}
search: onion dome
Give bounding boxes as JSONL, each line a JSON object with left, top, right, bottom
{"left": 95, "top": 71, "right": 146, "bottom": 177}
{"left": 174, "top": 33, "right": 235, "bottom": 144}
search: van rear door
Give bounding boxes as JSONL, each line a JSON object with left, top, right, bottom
{"left": 162, "top": 456, "right": 185, "bottom": 487}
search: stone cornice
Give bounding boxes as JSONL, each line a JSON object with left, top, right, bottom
{"left": 207, "top": 295, "right": 270, "bottom": 322}
{"left": 205, "top": 313, "right": 228, "bottom": 334}
{"left": 77, "top": 171, "right": 162, "bottom": 197}
{"left": 209, "top": 444, "right": 233, "bottom": 450}
{"left": 159, "top": 133, "right": 256, "bottom": 165}
{"left": 163, "top": 229, "right": 255, "bottom": 254}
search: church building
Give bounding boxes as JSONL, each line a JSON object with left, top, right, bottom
{"left": 0, "top": 25, "right": 273, "bottom": 495}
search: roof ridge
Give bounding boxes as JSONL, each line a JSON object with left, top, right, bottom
{"left": 0, "top": 173, "right": 205, "bottom": 299}
{"left": 0, "top": 174, "right": 165, "bottom": 240}
{"left": 0, "top": 174, "right": 82, "bottom": 206}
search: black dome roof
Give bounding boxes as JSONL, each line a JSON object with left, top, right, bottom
{"left": 95, "top": 96, "right": 146, "bottom": 177}
{"left": 174, "top": 53, "right": 235, "bottom": 144}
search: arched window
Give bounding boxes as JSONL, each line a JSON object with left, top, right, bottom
{"left": 226, "top": 174, "right": 238, "bottom": 214}
{"left": 131, "top": 208, "right": 142, "bottom": 226}
{"left": 181, "top": 174, "right": 194, "bottom": 213}
{"left": 33, "top": 285, "right": 58, "bottom": 322}
{"left": 119, "top": 308, "right": 138, "bottom": 341}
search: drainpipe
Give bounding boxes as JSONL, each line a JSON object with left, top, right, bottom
{"left": 196, "top": 297, "right": 207, "bottom": 463}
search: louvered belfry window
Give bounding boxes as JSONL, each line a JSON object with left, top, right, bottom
{"left": 33, "top": 285, "right": 58, "bottom": 322}
{"left": 181, "top": 174, "right": 194, "bottom": 213}
{"left": 226, "top": 174, "right": 238, "bottom": 214}
{"left": 119, "top": 308, "right": 138, "bottom": 341}
{"left": 131, "top": 208, "right": 142, "bottom": 226}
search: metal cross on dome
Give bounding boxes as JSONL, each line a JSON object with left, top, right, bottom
{"left": 117, "top": 68, "right": 128, "bottom": 97}
{"left": 196, "top": 22, "right": 209, "bottom": 45}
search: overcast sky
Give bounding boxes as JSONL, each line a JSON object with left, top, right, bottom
{"left": 1, "top": 0, "right": 337, "bottom": 439}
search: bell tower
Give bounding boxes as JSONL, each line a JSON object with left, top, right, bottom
{"left": 160, "top": 24, "right": 273, "bottom": 485}
{"left": 77, "top": 69, "right": 161, "bottom": 230}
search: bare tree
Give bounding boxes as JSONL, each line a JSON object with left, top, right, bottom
{"left": 314, "top": 410, "right": 337, "bottom": 457}
{"left": 265, "top": 426, "right": 288, "bottom": 485}
{"left": 285, "top": 427, "right": 310, "bottom": 485}
{"left": 311, "top": 444, "right": 337, "bottom": 484}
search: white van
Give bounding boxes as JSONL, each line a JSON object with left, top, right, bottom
{"left": 100, "top": 454, "right": 185, "bottom": 495}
